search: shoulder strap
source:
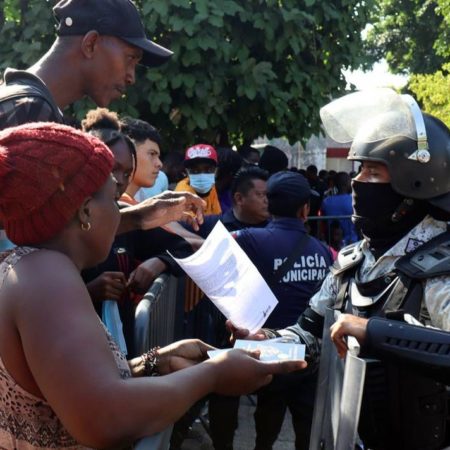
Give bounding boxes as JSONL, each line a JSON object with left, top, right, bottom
{"left": 332, "top": 264, "right": 361, "bottom": 311}
{"left": 382, "top": 272, "right": 423, "bottom": 318}
{"left": 269, "top": 233, "right": 310, "bottom": 284}
{"left": 0, "top": 78, "right": 61, "bottom": 122}
{"left": 0, "top": 83, "right": 52, "bottom": 105}
{"left": 330, "top": 240, "right": 365, "bottom": 276}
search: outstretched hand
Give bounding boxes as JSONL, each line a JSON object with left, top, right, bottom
{"left": 209, "top": 349, "right": 307, "bottom": 396}
{"left": 149, "top": 191, "right": 206, "bottom": 231}
{"left": 330, "top": 314, "right": 368, "bottom": 358}
{"left": 156, "top": 339, "right": 214, "bottom": 375}
{"left": 120, "top": 191, "right": 206, "bottom": 231}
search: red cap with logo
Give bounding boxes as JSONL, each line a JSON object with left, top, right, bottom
{"left": 184, "top": 144, "right": 218, "bottom": 165}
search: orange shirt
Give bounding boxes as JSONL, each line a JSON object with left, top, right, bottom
{"left": 175, "top": 177, "right": 222, "bottom": 216}
{"left": 119, "top": 192, "right": 138, "bottom": 205}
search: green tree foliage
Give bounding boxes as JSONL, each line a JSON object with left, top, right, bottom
{"left": 367, "top": 0, "right": 450, "bottom": 127}
{"left": 409, "top": 64, "right": 450, "bottom": 126}
{"left": 1, "top": 0, "right": 373, "bottom": 147}
{"left": 434, "top": 0, "right": 450, "bottom": 58}
{"left": 0, "top": 1, "right": 55, "bottom": 69}
{"left": 365, "top": 0, "right": 445, "bottom": 75}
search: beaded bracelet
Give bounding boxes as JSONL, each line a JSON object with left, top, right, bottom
{"left": 141, "top": 346, "right": 161, "bottom": 376}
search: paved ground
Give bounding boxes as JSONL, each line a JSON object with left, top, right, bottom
{"left": 181, "top": 396, "right": 295, "bottom": 450}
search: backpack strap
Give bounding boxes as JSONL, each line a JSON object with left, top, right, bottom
{"left": 0, "top": 73, "right": 62, "bottom": 126}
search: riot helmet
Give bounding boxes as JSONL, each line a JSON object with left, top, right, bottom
{"left": 320, "top": 88, "right": 450, "bottom": 212}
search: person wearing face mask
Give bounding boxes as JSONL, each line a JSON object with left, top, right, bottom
{"left": 229, "top": 89, "right": 450, "bottom": 450}
{"left": 175, "top": 144, "right": 222, "bottom": 215}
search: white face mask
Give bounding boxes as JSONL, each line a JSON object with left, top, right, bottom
{"left": 188, "top": 173, "right": 215, "bottom": 194}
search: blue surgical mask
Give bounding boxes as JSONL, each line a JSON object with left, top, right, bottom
{"left": 188, "top": 173, "right": 215, "bottom": 194}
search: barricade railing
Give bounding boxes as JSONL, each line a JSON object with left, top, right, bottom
{"left": 308, "top": 214, "right": 352, "bottom": 221}
{"left": 307, "top": 214, "right": 358, "bottom": 246}
{"left": 134, "top": 273, "right": 179, "bottom": 353}
{"left": 133, "top": 273, "right": 180, "bottom": 449}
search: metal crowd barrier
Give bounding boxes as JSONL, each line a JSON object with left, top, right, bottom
{"left": 134, "top": 273, "right": 179, "bottom": 353}
{"left": 133, "top": 273, "right": 180, "bottom": 450}
{"left": 307, "top": 214, "right": 357, "bottom": 245}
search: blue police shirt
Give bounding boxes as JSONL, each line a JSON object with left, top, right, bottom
{"left": 321, "top": 193, "right": 358, "bottom": 245}
{"left": 235, "top": 218, "right": 333, "bottom": 329}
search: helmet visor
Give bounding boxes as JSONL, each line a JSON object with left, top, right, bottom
{"left": 320, "top": 88, "right": 417, "bottom": 144}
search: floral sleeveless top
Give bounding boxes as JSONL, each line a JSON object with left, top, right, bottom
{"left": 0, "top": 247, "right": 132, "bottom": 449}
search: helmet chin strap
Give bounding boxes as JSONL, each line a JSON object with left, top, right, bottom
{"left": 402, "top": 94, "right": 431, "bottom": 163}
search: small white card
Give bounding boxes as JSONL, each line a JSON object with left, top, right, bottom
{"left": 207, "top": 339, "right": 306, "bottom": 362}
{"left": 207, "top": 349, "right": 232, "bottom": 359}
{"left": 234, "top": 339, "right": 305, "bottom": 362}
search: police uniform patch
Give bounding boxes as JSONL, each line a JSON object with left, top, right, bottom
{"left": 405, "top": 237, "right": 424, "bottom": 253}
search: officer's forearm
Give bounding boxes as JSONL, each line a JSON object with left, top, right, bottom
{"left": 263, "top": 307, "right": 323, "bottom": 366}
{"left": 365, "top": 317, "right": 450, "bottom": 384}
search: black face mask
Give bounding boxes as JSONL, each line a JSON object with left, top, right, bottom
{"left": 352, "top": 181, "right": 428, "bottom": 254}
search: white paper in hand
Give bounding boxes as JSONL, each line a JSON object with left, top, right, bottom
{"left": 169, "top": 221, "right": 278, "bottom": 332}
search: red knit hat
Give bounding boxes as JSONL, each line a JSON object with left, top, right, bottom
{"left": 0, "top": 122, "right": 114, "bottom": 245}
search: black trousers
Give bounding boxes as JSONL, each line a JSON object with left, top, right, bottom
{"left": 254, "top": 372, "right": 317, "bottom": 450}
{"left": 209, "top": 371, "right": 317, "bottom": 450}
{"left": 209, "top": 394, "right": 240, "bottom": 450}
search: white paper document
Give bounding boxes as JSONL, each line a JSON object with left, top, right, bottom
{"left": 170, "top": 221, "right": 278, "bottom": 332}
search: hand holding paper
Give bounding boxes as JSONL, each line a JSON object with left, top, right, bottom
{"left": 170, "top": 221, "right": 278, "bottom": 332}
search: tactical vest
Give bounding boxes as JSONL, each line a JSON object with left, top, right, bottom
{"left": 330, "top": 235, "right": 450, "bottom": 450}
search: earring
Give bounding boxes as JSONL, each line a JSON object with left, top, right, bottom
{"left": 81, "top": 222, "right": 91, "bottom": 232}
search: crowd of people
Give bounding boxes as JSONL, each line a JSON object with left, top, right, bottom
{"left": 0, "top": 1, "right": 449, "bottom": 450}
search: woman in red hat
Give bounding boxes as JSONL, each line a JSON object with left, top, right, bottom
{"left": 0, "top": 123, "right": 306, "bottom": 449}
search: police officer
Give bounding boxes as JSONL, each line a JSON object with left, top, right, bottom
{"left": 231, "top": 89, "right": 450, "bottom": 449}
{"left": 233, "top": 171, "right": 333, "bottom": 450}
{"left": 235, "top": 171, "right": 333, "bottom": 330}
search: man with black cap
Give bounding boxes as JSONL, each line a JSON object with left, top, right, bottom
{"left": 0, "top": 1, "right": 208, "bottom": 236}
{"left": 231, "top": 89, "right": 450, "bottom": 449}
{"left": 213, "top": 171, "right": 333, "bottom": 450}
{"left": 0, "top": 0, "right": 172, "bottom": 129}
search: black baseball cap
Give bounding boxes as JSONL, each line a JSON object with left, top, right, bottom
{"left": 267, "top": 171, "right": 318, "bottom": 205}
{"left": 53, "top": 0, "right": 173, "bottom": 67}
